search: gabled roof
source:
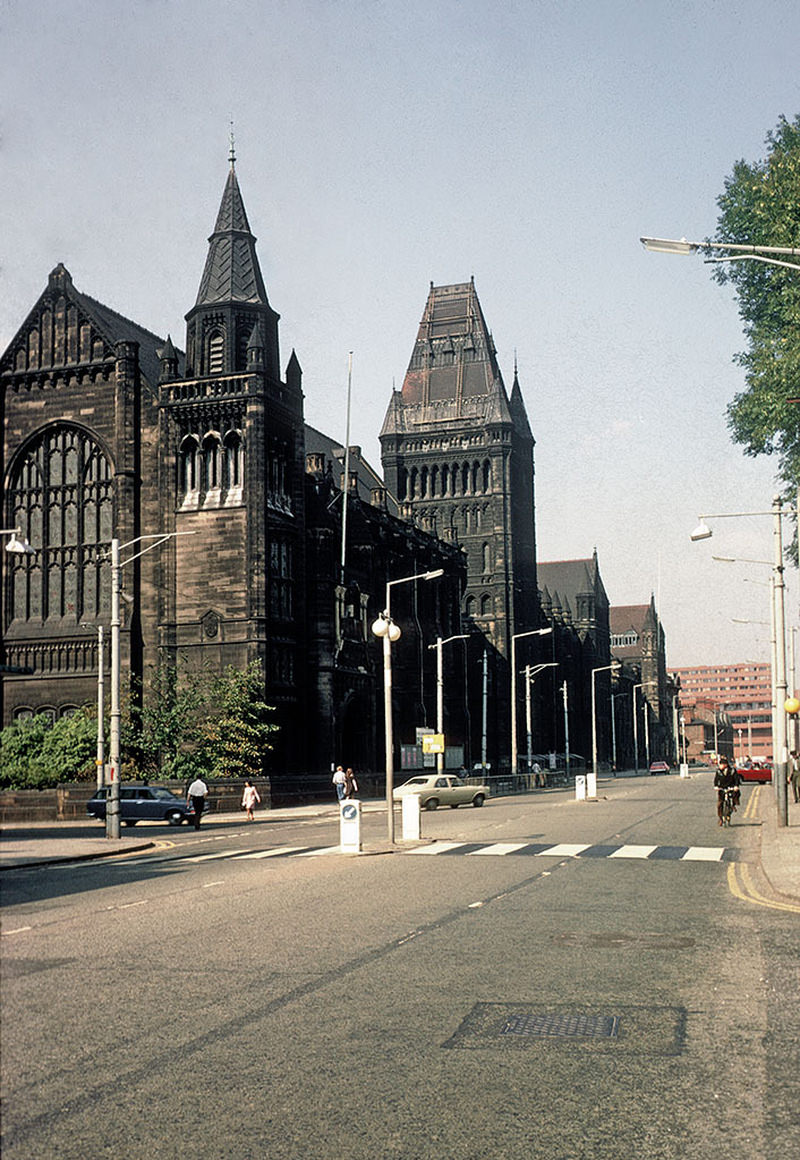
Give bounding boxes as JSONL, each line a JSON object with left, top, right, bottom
{"left": 0, "top": 264, "right": 176, "bottom": 389}
{"left": 609, "top": 604, "right": 652, "bottom": 637}
{"left": 193, "top": 163, "right": 270, "bottom": 308}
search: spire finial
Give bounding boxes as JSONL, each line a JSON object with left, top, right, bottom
{"left": 514, "top": 347, "right": 518, "bottom": 377}
{"left": 229, "top": 120, "right": 236, "bottom": 168}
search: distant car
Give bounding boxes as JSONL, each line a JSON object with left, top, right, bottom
{"left": 736, "top": 761, "right": 772, "bottom": 784}
{"left": 87, "top": 785, "right": 196, "bottom": 826}
{"left": 393, "top": 774, "right": 489, "bottom": 811}
{"left": 648, "top": 761, "right": 670, "bottom": 775}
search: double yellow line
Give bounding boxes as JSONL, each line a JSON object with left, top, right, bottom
{"left": 727, "top": 786, "right": 800, "bottom": 913}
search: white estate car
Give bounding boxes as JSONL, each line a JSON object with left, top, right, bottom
{"left": 393, "top": 774, "right": 489, "bottom": 811}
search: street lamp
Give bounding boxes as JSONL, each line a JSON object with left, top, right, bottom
{"left": 690, "top": 496, "right": 791, "bottom": 825}
{"left": 640, "top": 236, "right": 800, "bottom": 272}
{"left": 427, "top": 633, "right": 469, "bottom": 774}
{"left": 523, "top": 662, "right": 558, "bottom": 780}
{"left": 106, "top": 531, "right": 195, "bottom": 839}
{"left": 372, "top": 568, "right": 444, "bottom": 844}
{"left": 510, "top": 628, "right": 553, "bottom": 777}
{"left": 632, "top": 683, "right": 643, "bottom": 775}
{"left": 591, "top": 662, "right": 621, "bottom": 792}
{"left": 81, "top": 624, "right": 105, "bottom": 789}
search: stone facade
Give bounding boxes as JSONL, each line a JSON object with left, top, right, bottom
{"left": 1, "top": 164, "right": 465, "bottom": 776}
{"left": 380, "top": 280, "right": 540, "bottom": 764}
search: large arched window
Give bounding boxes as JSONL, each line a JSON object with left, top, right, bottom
{"left": 223, "top": 430, "right": 244, "bottom": 495}
{"left": 179, "top": 435, "right": 200, "bottom": 498}
{"left": 6, "top": 425, "right": 112, "bottom": 624}
{"left": 201, "top": 432, "right": 221, "bottom": 493}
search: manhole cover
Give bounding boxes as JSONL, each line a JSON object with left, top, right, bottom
{"left": 501, "top": 1011, "right": 620, "bottom": 1039}
{"left": 443, "top": 1003, "right": 686, "bottom": 1055}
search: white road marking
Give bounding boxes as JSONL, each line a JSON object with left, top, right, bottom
{"left": 467, "top": 842, "right": 530, "bottom": 856}
{"left": 682, "top": 847, "right": 724, "bottom": 861}
{"left": 405, "top": 842, "right": 469, "bottom": 855}
{"left": 535, "top": 843, "right": 590, "bottom": 857}
{"left": 233, "top": 846, "right": 305, "bottom": 859}
{"left": 608, "top": 844, "right": 658, "bottom": 859}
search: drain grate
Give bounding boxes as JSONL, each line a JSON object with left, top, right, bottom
{"left": 501, "top": 1011, "right": 620, "bottom": 1039}
{"left": 443, "top": 1003, "right": 687, "bottom": 1055}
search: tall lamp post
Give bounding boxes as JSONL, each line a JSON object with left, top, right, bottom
{"left": 428, "top": 633, "right": 469, "bottom": 774}
{"left": 691, "top": 496, "right": 791, "bottom": 825}
{"left": 107, "top": 532, "right": 194, "bottom": 839}
{"left": 510, "top": 628, "right": 552, "bottom": 777}
{"left": 372, "top": 568, "right": 443, "bottom": 845}
{"left": 632, "top": 683, "right": 642, "bottom": 775}
{"left": 591, "top": 662, "right": 621, "bottom": 793}
{"left": 523, "top": 662, "right": 558, "bottom": 780}
{"left": 82, "top": 624, "right": 105, "bottom": 789}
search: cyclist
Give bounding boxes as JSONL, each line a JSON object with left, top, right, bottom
{"left": 714, "top": 755, "right": 741, "bottom": 826}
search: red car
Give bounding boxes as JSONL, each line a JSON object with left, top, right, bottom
{"left": 736, "top": 761, "right": 772, "bottom": 784}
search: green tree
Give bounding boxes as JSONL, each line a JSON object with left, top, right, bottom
{"left": 714, "top": 114, "right": 800, "bottom": 497}
{"left": 197, "top": 661, "right": 279, "bottom": 779}
{"left": 122, "top": 663, "right": 209, "bottom": 780}
{"left": 0, "top": 708, "right": 98, "bottom": 789}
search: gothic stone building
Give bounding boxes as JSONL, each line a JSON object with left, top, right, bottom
{"left": 380, "top": 280, "right": 542, "bottom": 764}
{"left": 0, "top": 161, "right": 464, "bottom": 775}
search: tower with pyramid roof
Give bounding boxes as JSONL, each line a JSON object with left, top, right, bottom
{"left": 159, "top": 154, "right": 307, "bottom": 770}
{"left": 380, "top": 279, "right": 541, "bottom": 763}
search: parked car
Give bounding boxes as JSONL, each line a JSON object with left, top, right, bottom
{"left": 86, "top": 785, "right": 196, "bottom": 826}
{"left": 648, "top": 761, "right": 670, "bottom": 775}
{"left": 393, "top": 774, "right": 489, "bottom": 810}
{"left": 736, "top": 761, "right": 772, "bottom": 784}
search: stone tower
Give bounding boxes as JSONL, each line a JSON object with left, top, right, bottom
{"left": 159, "top": 156, "right": 307, "bottom": 770}
{"left": 379, "top": 280, "right": 540, "bottom": 765}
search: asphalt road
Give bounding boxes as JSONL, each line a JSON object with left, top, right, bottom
{"left": 2, "top": 772, "right": 798, "bottom": 1160}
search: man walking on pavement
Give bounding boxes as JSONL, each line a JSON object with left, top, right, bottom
{"left": 187, "top": 776, "right": 209, "bottom": 830}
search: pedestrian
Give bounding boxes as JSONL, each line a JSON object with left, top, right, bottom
{"left": 344, "top": 767, "right": 358, "bottom": 799}
{"left": 789, "top": 751, "right": 800, "bottom": 804}
{"left": 332, "top": 765, "right": 346, "bottom": 802}
{"left": 241, "top": 779, "right": 261, "bottom": 820}
{"left": 187, "top": 775, "right": 209, "bottom": 830}
{"left": 532, "top": 760, "right": 546, "bottom": 789}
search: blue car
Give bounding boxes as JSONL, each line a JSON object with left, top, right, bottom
{"left": 86, "top": 785, "right": 196, "bottom": 826}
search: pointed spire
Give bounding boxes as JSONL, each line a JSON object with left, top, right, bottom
{"left": 194, "top": 165, "right": 269, "bottom": 307}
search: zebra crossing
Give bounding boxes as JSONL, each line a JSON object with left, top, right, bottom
{"left": 174, "top": 839, "right": 738, "bottom": 864}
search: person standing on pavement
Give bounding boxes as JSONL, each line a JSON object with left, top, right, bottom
{"left": 789, "top": 751, "right": 800, "bottom": 804}
{"left": 344, "top": 767, "right": 358, "bottom": 799}
{"left": 241, "top": 780, "right": 261, "bottom": 820}
{"left": 187, "top": 776, "right": 209, "bottom": 830}
{"left": 332, "top": 765, "right": 346, "bottom": 802}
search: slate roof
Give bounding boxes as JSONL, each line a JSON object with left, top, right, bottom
{"left": 194, "top": 163, "right": 270, "bottom": 307}
{"left": 381, "top": 279, "right": 524, "bottom": 436}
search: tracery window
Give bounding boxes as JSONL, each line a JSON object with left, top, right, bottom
{"left": 6, "top": 425, "right": 112, "bottom": 624}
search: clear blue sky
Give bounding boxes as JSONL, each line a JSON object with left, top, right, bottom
{"left": 2, "top": 0, "right": 798, "bottom": 669}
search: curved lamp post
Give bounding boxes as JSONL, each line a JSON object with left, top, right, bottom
{"left": 592, "top": 662, "right": 621, "bottom": 792}
{"left": 690, "top": 496, "right": 791, "bottom": 825}
{"left": 106, "top": 531, "right": 195, "bottom": 838}
{"left": 372, "top": 568, "right": 443, "bottom": 844}
{"left": 510, "top": 628, "right": 552, "bottom": 777}
{"left": 640, "top": 236, "right": 800, "bottom": 272}
{"left": 427, "top": 633, "right": 469, "bottom": 774}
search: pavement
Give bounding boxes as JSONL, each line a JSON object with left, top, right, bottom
{"left": 1, "top": 780, "right": 799, "bottom": 904}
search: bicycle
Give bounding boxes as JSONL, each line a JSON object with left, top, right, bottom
{"left": 720, "top": 785, "right": 736, "bottom": 827}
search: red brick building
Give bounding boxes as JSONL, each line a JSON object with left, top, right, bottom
{"left": 672, "top": 663, "right": 772, "bottom": 762}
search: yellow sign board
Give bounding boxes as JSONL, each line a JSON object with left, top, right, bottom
{"left": 422, "top": 733, "right": 445, "bottom": 754}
